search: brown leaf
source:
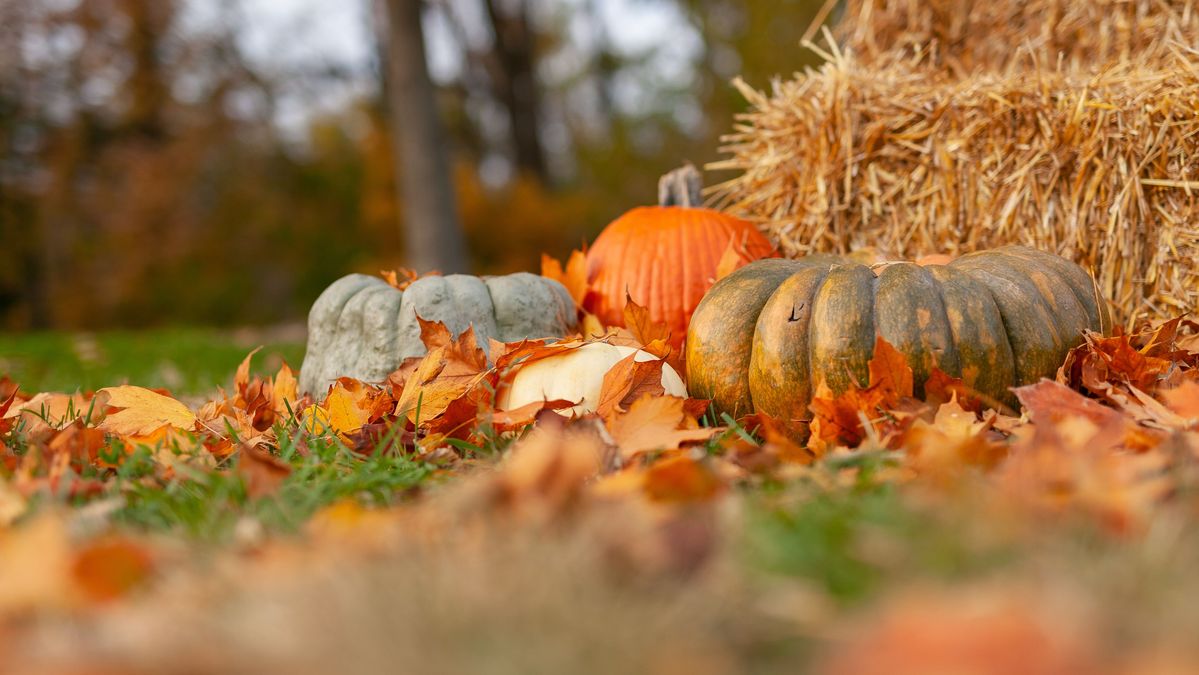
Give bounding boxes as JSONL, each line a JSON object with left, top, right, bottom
{"left": 740, "top": 412, "right": 815, "bottom": 465}
{"left": 1014, "top": 379, "right": 1125, "bottom": 428}
{"left": 713, "top": 238, "right": 744, "bottom": 283}
{"left": 379, "top": 267, "right": 429, "bottom": 291}
{"left": 491, "top": 422, "right": 606, "bottom": 519}
{"left": 395, "top": 323, "right": 490, "bottom": 424}
{"left": 904, "top": 398, "right": 1007, "bottom": 471}
{"left": 47, "top": 420, "right": 113, "bottom": 467}
{"left": 1163, "top": 381, "right": 1199, "bottom": 421}
{"left": 595, "top": 352, "right": 667, "bottom": 421}
{"left": 623, "top": 293, "right": 673, "bottom": 347}
{"left": 644, "top": 455, "right": 725, "bottom": 503}
{"left": 607, "top": 394, "right": 718, "bottom": 460}
{"left": 416, "top": 315, "right": 462, "bottom": 353}
{"left": 488, "top": 399, "right": 578, "bottom": 432}
{"left": 273, "top": 361, "right": 299, "bottom": 417}
{"left": 869, "top": 336, "right": 915, "bottom": 403}
{"left": 237, "top": 444, "right": 292, "bottom": 499}
{"left": 71, "top": 537, "right": 155, "bottom": 603}
{"left": 924, "top": 368, "right": 984, "bottom": 413}
{"left": 234, "top": 346, "right": 263, "bottom": 399}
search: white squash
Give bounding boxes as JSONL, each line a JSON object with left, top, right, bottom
{"left": 499, "top": 342, "right": 687, "bottom": 416}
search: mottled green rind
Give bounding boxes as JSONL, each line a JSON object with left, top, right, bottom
{"left": 873, "top": 263, "right": 958, "bottom": 398}
{"left": 748, "top": 265, "right": 834, "bottom": 425}
{"left": 808, "top": 264, "right": 878, "bottom": 397}
{"left": 686, "top": 257, "right": 840, "bottom": 418}
{"left": 686, "top": 246, "right": 1109, "bottom": 421}
{"left": 925, "top": 265, "right": 1017, "bottom": 407}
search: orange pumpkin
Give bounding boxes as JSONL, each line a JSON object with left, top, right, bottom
{"left": 584, "top": 164, "right": 775, "bottom": 340}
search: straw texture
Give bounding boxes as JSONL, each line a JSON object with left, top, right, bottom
{"left": 711, "top": 23, "right": 1199, "bottom": 324}
{"left": 838, "top": 0, "right": 1199, "bottom": 74}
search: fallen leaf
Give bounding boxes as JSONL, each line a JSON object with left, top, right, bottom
{"left": 818, "top": 587, "right": 1099, "bottom": 675}
{"left": 1163, "top": 381, "right": 1199, "bottom": 421}
{"left": 904, "top": 398, "right": 1006, "bottom": 471}
{"left": 869, "top": 336, "right": 915, "bottom": 403}
{"left": 71, "top": 537, "right": 155, "bottom": 603}
{"left": 237, "top": 444, "right": 292, "bottom": 499}
{"left": 98, "top": 386, "right": 196, "bottom": 436}
{"left": 644, "top": 455, "right": 725, "bottom": 503}
{"left": 541, "top": 249, "right": 589, "bottom": 307}
{"left": 320, "top": 381, "right": 373, "bottom": 439}
{"left": 273, "top": 361, "right": 299, "bottom": 417}
{"left": 595, "top": 352, "right": 667, "bottom": 421}
{"left": 1014, "top": 379, "right": 1125, "bottom": 428}
{"left": 807, "top": 337, "right": 922, "bottom": 453}
{"left": 713, "top": 238, "right": 744, "bottom": 283}
{"left": 492, "top": 422, "right": 607, "bottom": 519}
{"left": 0, "top": 513, "right": 72, "bottom": 614}
{"left": 623, "top": 293, "right": 673, "bottom": 348}
{"left": 395, "top": 323, "right": 490, "bottom": 424}
{"left": 606, "top": 395, "right": 717, "bottom": 460}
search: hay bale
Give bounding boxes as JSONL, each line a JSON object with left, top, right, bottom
{"left": 709, "top": 53, "right": 1199, "bottom": 324}
{"left": 838, "top": 0, "right": 1199, "bottom": 74}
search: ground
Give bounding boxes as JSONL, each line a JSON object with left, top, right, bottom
{"left": 0, "top": 324, "right": 1197, "bottom": 674}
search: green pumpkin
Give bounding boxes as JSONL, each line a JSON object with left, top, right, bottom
{"left": 300, "top": 273, "right": 577, "bottom": 394}
{"left": 685, "top": 246, "right": 1111, "bottom": 420}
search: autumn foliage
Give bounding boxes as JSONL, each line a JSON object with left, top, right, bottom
{"left": 3, "top": 292, "right": 1199, "bottom": 670}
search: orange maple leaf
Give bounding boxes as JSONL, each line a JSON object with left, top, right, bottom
{"left": 643, "top": 455, "right": 725, "bottom": 503}
{"left": 606, "top": 394, "right": 717, "bottom": 461}
{"left": 595, "top": 352, "right": 668, "bottom": 421}
{"left": 806, "top": 336, "right": 920, "bottom": 453}
{"left": 394, "top": 321, "right": 490, "bottom": 425}
{"left": 540, "top": 249, "right": 589, "bottom": 308}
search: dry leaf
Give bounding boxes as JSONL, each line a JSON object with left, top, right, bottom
{"left": 237, "top": 444, "right": 292, "bottom": 499}
{"left": 395, "top": 321, "right": 489, "bottom": 424}
{"left": 71, "top": 537, "right": 155, "bottom": 603}
{"left": 595, "top": 352, "right": 668, "bottom": 421}
{"left": 541, "top": 249, "right": 589, "bottom": 307}
{"left": 606, "top": 394, "right": 717, "bottom": 460}
{"left": 643, "top": 455, "right": 725, "bottom": 503}
{"left": 98, "top": 386, "right": 196, "bottom": 436}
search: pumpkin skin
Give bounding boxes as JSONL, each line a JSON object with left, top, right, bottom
{"left": 584, "top": 165, "right": 775, "bottom": 339}
{"left": 299, "top": 272, "right": 577, "bottom": 394}
{"left": 686, "top": 246, "right": 1111, "bottom": 421}
{"left": 498, "top": 342, "right": 687, "bottom": 417}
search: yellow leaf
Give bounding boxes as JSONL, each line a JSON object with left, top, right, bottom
{"left": 98, "top": 386, "right": 196, "bottom": 437}
{"left": 273, "top": 361, "right": 298, "bottom": 416}
{"left": 300, "top": 404, "right": 332, "bottom": 435}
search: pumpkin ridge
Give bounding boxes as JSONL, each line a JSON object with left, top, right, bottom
{"left": 803, "top": 265, "right": 832, "bottom": 411}
{"left": 955, "top": 262, "right": 1061, "bottom": 387}
{"left": 926, "top": 265, "right": 1016, "bottom": 405}
{"left": 990, "top": 251, "right": 1091, "bottom": 343}
{"left": 998, "top": 246, "right": 1107, "bottom": 333}
{"left": 874, "top": 262, "right": 960, "bottom": 397}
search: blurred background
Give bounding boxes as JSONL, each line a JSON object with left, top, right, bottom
{"left": 1, "top": 0, "right": 829, "bottom": 331}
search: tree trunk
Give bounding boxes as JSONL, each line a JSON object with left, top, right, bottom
{"left": 382, "top": 0, "right": 468, "bottom": 273}
{"left": 483, "top": 0, "right": 547, "bottom": 181}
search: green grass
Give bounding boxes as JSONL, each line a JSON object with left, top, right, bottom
{"left": 741, "top": 452, "right": 1016, "bottom": 604}
{"left": 0, "top": 327, "right": 305, "bottom": 396}
{"left": 108, "top": 432, "right": 434, "bottom": 541}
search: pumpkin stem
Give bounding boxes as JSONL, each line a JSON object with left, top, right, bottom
{"left": 657, "top": 163, "right": 703, "bottom": 208}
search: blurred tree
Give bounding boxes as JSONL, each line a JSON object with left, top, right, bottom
{"left": 0, "top": 0, "right": 833, "bottom": 330}
{"left": 380, "top": 0, "right": 468, "bottom": 273}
